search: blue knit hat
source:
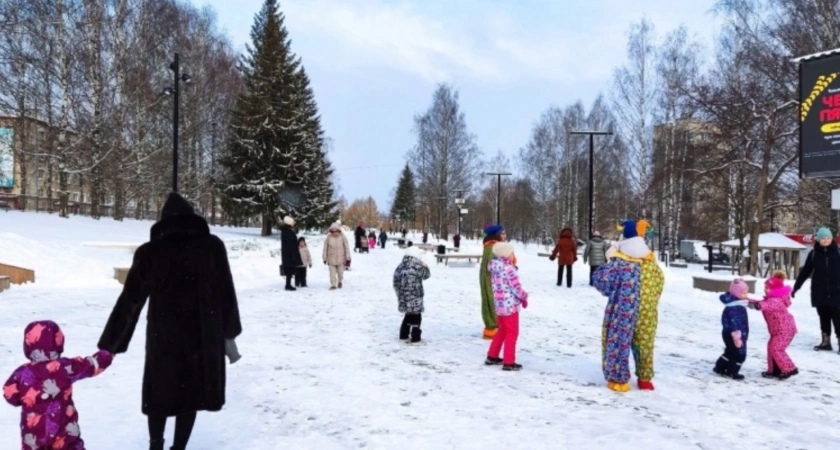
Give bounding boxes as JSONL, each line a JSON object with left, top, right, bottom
{"left": 483, "top": 224, "right": 504, "bottom": 237}
{"left": 622, "top": 220, "right": 637, "bottom": 239}
{"left": 816, "top": 227, "right": 833, "bottom": 240}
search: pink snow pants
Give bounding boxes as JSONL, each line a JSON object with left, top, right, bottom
{"left": 488, "top": 313, "right": 519, "bottom": 365}
{"left": 767, "top": 332, "right": 796, "bottom": 373}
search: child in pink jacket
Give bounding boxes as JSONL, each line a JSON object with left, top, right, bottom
{"left": 749, "top": 270, "right": 798, "bottom": 379}
{"left": 3, "top": 320, "right": 113, "bottom": 449}
{"left": 485, "top": 242, "right": 529, "bottom": 371}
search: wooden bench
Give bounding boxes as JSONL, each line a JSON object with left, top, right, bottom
{"left": 447, "top": 247, "right": 460, "bottom": 253}
{"left": 416, "top": 243, "right": 437, "bottom": 251}
{"left": 0, "top": 275, "right": 10, "bottom": 292}
{"left": 83, "top": 242, "right": 142, "bottom": 284}
{"left": 538, "top": 252, "right": 552, "bottom": 257}
{"left": 670, "top": 262, "right": 688, "bottom": 268}
{"left": 0, "top": 263, "right": 35, "bottom": 284}
{"left": 435, "top": 254, "right": 482, "bottom": 265}
{"left": 693, "top": 275, "right": 755, "bottom": 293}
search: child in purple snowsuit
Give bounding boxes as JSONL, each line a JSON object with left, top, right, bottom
{"left": 713, "top": 278, "right": 750, "bottom": 380}
{"left": 3, "top": 320, "right": 113, "bottom": 450}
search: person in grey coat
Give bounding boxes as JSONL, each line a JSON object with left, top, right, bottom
{"left": 583, "top": 231, "right": 608, "bottom": 286}
{"left": 394, "top": 247, "right": 431, "bottom": 343}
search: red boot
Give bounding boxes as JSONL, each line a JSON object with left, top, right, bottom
{"left": 637, "top": 380, "right": 655, "bottom": 390}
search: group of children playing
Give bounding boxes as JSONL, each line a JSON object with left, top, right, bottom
{"left": 393, "top": 240, "right": 801, "bottom": 381}
{"left": 715, "top": 270, "right": 799, "bottom": 380}
{"left": 0, "top": 238, "right": 802, "bottom": 449}
{"left": 392, "top": 241, "right": 528, "bottom": 370}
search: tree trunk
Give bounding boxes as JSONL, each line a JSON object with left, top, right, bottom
{"left": 261, "top": 211, "right": 273, "bottom": 236}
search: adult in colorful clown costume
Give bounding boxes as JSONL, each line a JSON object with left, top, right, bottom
{"left": 593, "top": 220, "right": 664, "bottom": 392}
{"left": 479, "top": 225, "right": 517, "bottom": 338}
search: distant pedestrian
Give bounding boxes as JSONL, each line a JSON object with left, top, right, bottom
{"left": 323, "top": 222, "right": 351, "bottom": 290}
{"left": 583, "top": 231, "right": 608, "bottom": 286}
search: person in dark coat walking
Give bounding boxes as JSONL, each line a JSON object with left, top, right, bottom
{"left": 793, "top": 227, "right": 840, "bottom": 351}
{"left": 379, "top": 229, "right": 388, "bottom": 248}
{"left": 97, "top": 192, "right": 242, "bottom": 450}
{"left": 280, "top": 216, "right": 303, "bottom": 291}
{"left": 453, "top": 234, "right": 461, "bottom": 249}
{"left": 354, "top": 223, "right": 366, "bottom": 252}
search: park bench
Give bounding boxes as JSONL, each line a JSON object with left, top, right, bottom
{"left": 693, "top": 274, "right": 756, "bottom": 293}
{"left": 415, "top": 243, "right": 436, "bottom": 251}
{"left": 0, "top": 263, "right": 35, "bottom": 284}
{"left": 0, "top": 275, "right": 10, "bottom": 292}
{"left": 434, "top": 253, "right": 482, "bottom": 266}
{"left": 83, "top": 242, "right": 142, "bottom": 285}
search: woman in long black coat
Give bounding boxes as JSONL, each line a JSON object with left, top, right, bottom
{"left": 98, "top": 193, "right": 242, "bottom": 450}
{"left": 793, "top": 227, "right": 840, "bottom": 351}
{"left": 280, "top": 216, "right": 303, "bottom": 291}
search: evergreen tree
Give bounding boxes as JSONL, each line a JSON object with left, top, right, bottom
{"left": 390, "top": 164, "right": 417, "bottom": 225}
{"left": 293, "top": 67, "right": 338, "bottom": 229}
{"left": 222, "top": 0, "right": 333, "bottom": 235}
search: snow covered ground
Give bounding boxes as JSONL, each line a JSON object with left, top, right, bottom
{"left": 1, "top": 211, "right": 839, "bottom": 449}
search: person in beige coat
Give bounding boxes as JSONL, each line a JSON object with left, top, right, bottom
{"left": 323, "top": 222, "right": 351, "bottom": 289}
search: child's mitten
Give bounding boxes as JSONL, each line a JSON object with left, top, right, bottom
{"left": 521, "top": 298, "right": 528, "bottom": 309}
{"left": 225, "top": 339, "right": 242, "bottom": 364}
{"left": 731, "top": 330, "right": 743, "bottom": 348}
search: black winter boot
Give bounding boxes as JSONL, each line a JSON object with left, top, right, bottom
{"left": 149, "top": 439, "right": 164, "bottom": 450}
{"left": 814, "top": 333, "right": 832, "bottom": 351}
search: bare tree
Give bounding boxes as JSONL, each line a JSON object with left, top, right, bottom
{"left": 612, "top": 18, "right": 658, "bottom": 216}
{"left": 409, "top": 84, "right": 482, "bottom": 240}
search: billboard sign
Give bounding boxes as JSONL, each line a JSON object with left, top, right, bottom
{"left": 800, "top": 52, "right": 840, "bottom": 177}
{"left": 0, "top": 127, "right": 13, "bottom": 188}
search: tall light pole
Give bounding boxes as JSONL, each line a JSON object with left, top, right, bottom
{"left": 162, "top": 52, "right": 192, "bottom": 193}
{"left": 569, "top": 130, "right": 612, "bottom": 239}
{"left": 454, "top": 189, "right": 465, "bottom": 236}
{"left": 484, "top": 172, "right": 511, "bottom": 225}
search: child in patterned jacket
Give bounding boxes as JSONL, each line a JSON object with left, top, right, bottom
{"left": 749, "top": 270, "right": 799, "bottom": 379}
{"left": 714, "top": 278, "right": 750, "bottom": 380}
{"left": 485, "top": 242, "right": 529, "bottom": 371}
{"left": 3, "top": 320, "right": 113, "bottom": 450}
{"left": 394, "top": 246, "right": 431, "bottom": 343}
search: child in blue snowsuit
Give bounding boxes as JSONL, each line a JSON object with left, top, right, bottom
{"left": 713, "top": 278, "right": 750, "bottom": 380}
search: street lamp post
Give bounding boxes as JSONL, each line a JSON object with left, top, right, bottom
{"left": 454, "top": 190, "right": 465, "bottom": 236}
{"left": 162, "top": 52, "right": 192, "bottom": 193}
{"left": 569, "top": 130, "right": 613, "bottom": 239}
{"left": 484, "top": 172, "right": 511, "bottom": 225}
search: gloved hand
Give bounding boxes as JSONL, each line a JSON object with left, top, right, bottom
{"left": 225, "top": 339, "right": 242, "bottom": 364}
{"left": 323, "top": 260, "right": 327, "bottom": 265}
{"left": 521, "top": 298, "right": 528, "bottom": 309}
{"left": 791, "top": 290, "right": 796, "bottom": 298}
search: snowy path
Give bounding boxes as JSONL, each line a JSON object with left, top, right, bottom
{"left": 1, "top": 212, "right": 839, "bottom": 449}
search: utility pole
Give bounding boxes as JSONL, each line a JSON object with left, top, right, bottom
{"left": 484, "top": 172, "right": 511, "bottom": 225}
{"left": 569, "top": 130, "right": 613, "bottom": 239}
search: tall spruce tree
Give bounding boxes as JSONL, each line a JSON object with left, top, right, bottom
{"left": 222, "top": 0, "right": 333, "bottom": 235}
{"left": 390, "top": 164, "right": 417, "bottom": 224}
{"left": 293, "top": 67, "right": 337, "bottom": 229}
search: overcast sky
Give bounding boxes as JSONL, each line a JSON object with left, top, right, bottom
{"left": 198, "top": 0, "right": 722, "bottom": 208}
